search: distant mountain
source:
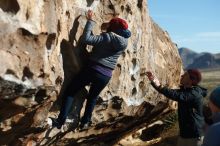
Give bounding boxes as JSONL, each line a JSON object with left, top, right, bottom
{"left": 178, "top": 47, "right": 220, "bottom": 69}
{"left": 178, "top": 48, "right": 198, "bottom": 68}
{"left": 215, "top": 53, "right": 220, "bottom": 59}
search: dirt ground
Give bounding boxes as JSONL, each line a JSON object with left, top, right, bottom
{"left": 151, "top": 122, "right": 178, "bottom": 146}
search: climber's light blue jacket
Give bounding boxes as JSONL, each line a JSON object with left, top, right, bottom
{"left": 82, "top": 20, "right": 130, "bottom": 69}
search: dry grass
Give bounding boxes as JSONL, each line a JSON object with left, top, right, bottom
{"left": 200, "top": 68, "right": 220, "bottom": 99}
{"left": 199, "top": 68, "right": 220, "bottom": 106}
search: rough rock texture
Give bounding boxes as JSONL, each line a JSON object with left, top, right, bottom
{"left": 0, "top": 0, "right": 182, "bottom": 145}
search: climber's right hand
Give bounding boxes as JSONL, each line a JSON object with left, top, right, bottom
{"left": 146, "top": 71, "right": 161, "bottom": 87}
{"left": 87, "top": 10, "right": 93, "bottom": 20}
{"left": 145, "top": 71, "right": 154, "bottom": 81}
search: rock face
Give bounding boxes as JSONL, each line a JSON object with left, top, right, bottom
{"left": 0, "top": 0, "right": 182, "bottom": 145}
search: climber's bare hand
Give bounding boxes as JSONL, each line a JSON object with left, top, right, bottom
{"left": 87, "top": 10, "right": 93, "bottom": 20}
{"left": 146, "top": 71, "right": 154, "bottom": 81}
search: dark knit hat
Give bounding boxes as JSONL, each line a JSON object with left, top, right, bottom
{"left": 187, "top": 69, "right": 202, "bottom": 85}
{"left": 210, "top": 86, "right": 220, "bottom": 108}
{"left": 108, "top": 18, "right": 128, "bottom": 32}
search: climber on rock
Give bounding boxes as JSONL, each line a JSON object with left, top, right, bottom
{"left": 145, "top": 69, "right": 207, "bottom": 146}
{"left": 51, "top": 10, "right": 131, "bottom": 130}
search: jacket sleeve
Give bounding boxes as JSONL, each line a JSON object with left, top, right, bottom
{"left": 202, "top": 125, "right": 220, "bottom": 146}
{"left": 151, "top": 82, "right": 195, "bottom": 102}
{"left": 82, "top": 20, "right": 110, "bottom": 46}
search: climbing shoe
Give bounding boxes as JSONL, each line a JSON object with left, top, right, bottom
{"left": 50, "top": 117, "right": 62, "bottom": 129}
{"left": 79, "top": 121, "right": 92, "bottom": 130}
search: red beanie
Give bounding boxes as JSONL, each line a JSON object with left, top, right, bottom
{"left": 108, "top": 18, "right": 128, "bottom": 32}
{"left": 187, "top": 69, "right": 202, "bottom": 85}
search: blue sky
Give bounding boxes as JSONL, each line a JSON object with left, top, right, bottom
{"left": 148, "top": 0, "right": 220, "bottom": 54}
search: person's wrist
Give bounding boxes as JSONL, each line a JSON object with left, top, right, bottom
{"left": 153, "top": 78, "right": 161, "bottom": 87}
